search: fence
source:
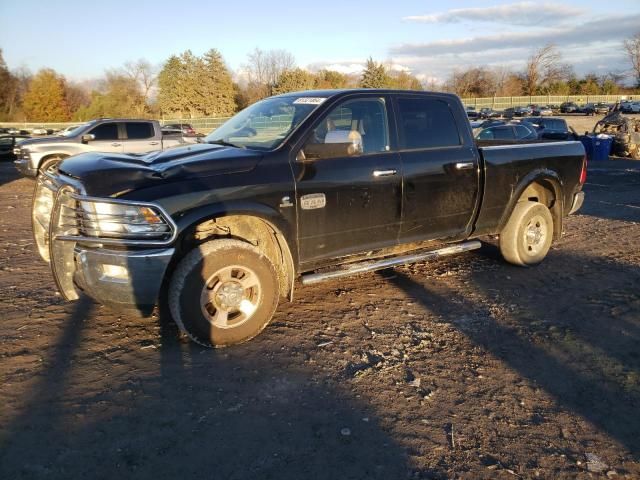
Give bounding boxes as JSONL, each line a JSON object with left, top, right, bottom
{"left": 460, "top": 94, "right": 637, "bottom": 109}
{"left": 2, "top": 94, "right": 638, "bottom": 133}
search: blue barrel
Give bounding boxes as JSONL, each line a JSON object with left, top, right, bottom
{"left": 592, "top": 136, "right": 613, "bottom": 161}
{"left": 579, "top": 135, "right": 595, "bottom": 160}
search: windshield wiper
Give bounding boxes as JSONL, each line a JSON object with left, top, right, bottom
{"left": 207, "top": 139, "right": 244, "bottom": 149}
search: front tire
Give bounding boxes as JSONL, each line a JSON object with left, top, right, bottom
{"left": 168, "top": 239, "right": 279, "bottom": 347}
{"left": 499, "top": 201, "right": 553, "bottom": 266}
{"left": 39, "top": 156, "right": 66, "bottom": 176}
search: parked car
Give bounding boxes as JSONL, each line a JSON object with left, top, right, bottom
{"left": 560, "top": 102, "right": 580, "bottom": 114}
{"left": 593, "top": 102, "right": 610, "bottom": 114}
{"left": 504, "top": 106, "right": 531, "bottom": 118}
{"left": 621, "top": 101, "right": 640, "bottom": 113}
{"left": 475, "top": 123, "right": 538, "bottom": 142}
{"left": 30, "top": 89, "right": 586, "bottom": 347}
{"left": 581, "top": 103, "right": 597, "bottom": 116}
{"left": 479, "top": 107, "right": 500, "bottom": 119}
{"left": 14, "top": 118, "right": 196, "bottom": 177}
{"left": 521, "top": 117, "right": 576, "bottom": 140}
{"left": 472, "top": 119, "right": 506, "bottom": 132}
{"left": 465, "top": 106, "right": 480, "bottom": 120}
{"left": 0, "top": 134, "right": 31, "bottom": 160}
{"left": 31, "top": 127, "right": 50, "bottom": 136}
{"left": 161, "top": 123, "right": 197, "bottom": 136}
{"left": 531, "top": 105, "right": 553, "bottom": 116}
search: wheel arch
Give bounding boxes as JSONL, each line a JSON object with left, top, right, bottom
{"left": 38, "top": 153, "right": 70, "bottom": 170}
{"left": 171, "top": 202, "right": 297, "bottom": 300}
{"left": 499, "top": 169, "right": 564, "bottom": 240}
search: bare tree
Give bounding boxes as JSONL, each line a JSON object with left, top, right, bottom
{"left": 623, "top": 32, "right": 640, "bottom": 87}
{"left": 523, "top": 44, "right": 570, "bottom": 95}
{"left": 123, "top": 59, "right": 157, "bottom": 114}
{"left": 244, "top": 48, "right": 296, "bottom": 98}
{"left": 447, "top": 67, "right": 497, "bottom": 97}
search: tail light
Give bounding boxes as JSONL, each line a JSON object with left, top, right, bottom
{"left": 579, "top": 154, "right": 587, "bottom": 184}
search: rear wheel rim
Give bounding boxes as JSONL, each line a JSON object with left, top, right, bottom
{"left": 523, "top": 214, "right": 548, "bottom": 257}
{"left": 199, "top": 265, "right": 262, "bottom": 329}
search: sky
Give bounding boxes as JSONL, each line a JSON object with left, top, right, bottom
{"left": 1, "top": 0, "right": 639, "bottom": 85}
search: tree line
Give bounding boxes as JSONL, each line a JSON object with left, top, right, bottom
{"left": 1, "top": 34, "right": 639, "bottom": 123}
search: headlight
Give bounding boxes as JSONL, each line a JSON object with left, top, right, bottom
{"left": 77, "top": 199, "right": 172, "bottom": 240}
{"left": 17, "top": 147, "right": 31, "bottom": 159}
{"left": 34, "top": 182, "right": 55, "bottom": 231}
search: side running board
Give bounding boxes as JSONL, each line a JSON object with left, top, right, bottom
{"left": 301, "top": 240, "right": 482, "bottom": 285}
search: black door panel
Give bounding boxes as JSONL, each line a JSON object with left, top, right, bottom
{"left": 294, "top": 153, "right": 402, "bottom": 264}
{"left": 394, "top": 95, "right": 480, "bottom": 242}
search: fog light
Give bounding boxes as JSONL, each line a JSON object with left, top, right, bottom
{"left": 101, "top": 264, "right": 129, "bottom": 281}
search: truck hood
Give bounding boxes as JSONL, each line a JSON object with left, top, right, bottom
{"left": 57, "top": 143, "right": 263, "bottom": 197}
{"left": 19, "top": 136, "right": 76, "bottom": 147}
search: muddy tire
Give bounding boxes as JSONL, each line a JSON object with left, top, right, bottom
{"left": 168, "top": 239, "right": 279, "bottom": 347}
{"left": 500, "top": 201, "right": 553, "bottom": 267}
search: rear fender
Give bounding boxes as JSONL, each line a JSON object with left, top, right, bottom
{"left": 498, "top": 169, "right": 564, "bottom": 239}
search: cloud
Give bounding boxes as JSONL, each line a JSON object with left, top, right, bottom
{"left": 403, "top": 2, "right": 583, "bottom": 26}
{"left": 392, "top": 14, "right": 640, "bottom": 57}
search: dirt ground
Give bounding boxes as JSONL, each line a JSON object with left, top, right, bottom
{"left": 1, "top": 148, "right": 639, "bottom": 479}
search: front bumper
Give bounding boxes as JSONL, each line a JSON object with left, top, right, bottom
{"left": 14, "top": 158, "right": 37, "bottom": 177}
{"left": 569, "top": 191, "right": 585, "bottom": 215}
{"left": 73, "top": 246, "right": 175, "bottom": 307}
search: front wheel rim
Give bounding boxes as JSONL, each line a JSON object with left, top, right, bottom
{"left": 200, "top": 265, "right": 262, "bottom": 329}
{"left": 523, "top": 214, "right": 548, "bottom": 256}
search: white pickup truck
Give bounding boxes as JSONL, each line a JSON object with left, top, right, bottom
{"left": 14, "top": 118, "right": 193, "bottom": 177}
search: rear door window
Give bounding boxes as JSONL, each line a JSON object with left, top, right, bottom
{"left": 89, "top": 122, "right": 119, "bottom": 141}
{"left": 125, "top": 122, "right": 154, "bottom": 139}
{"left": 492, "top": 127, "right": 515, "bottom": 140}
{"left": 396, "top": 97, "right": 461, "bottom": 149}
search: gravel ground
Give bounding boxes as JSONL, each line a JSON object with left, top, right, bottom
{"left": 0, "top": 153, "right": 639, "bottom": 479}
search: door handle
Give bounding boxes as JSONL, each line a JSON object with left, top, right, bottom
{"left": 111, "top": 142, "right": 121, "bottom": 147}
{"left": 372, "top": 169, "right": 397, "bottom": 177}
{"left": 149, "top": 141, "right": 159, "bottom": 145}
{"left": 455, "top": 162, "right": 475, "bottom": 170}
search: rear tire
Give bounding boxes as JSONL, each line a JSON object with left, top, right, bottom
{"left": 499, "top": 201, "right": 553, "bottom": 267}
{"left": 168, "top": 239, "right": 279, "bottom": 347}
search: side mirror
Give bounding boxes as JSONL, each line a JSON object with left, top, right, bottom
{"left": 81, "top": 133, "right": 95, "bottom": 143}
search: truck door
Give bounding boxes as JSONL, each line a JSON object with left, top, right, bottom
{"left": 293, "top": 95, "right": 402, "bottom": 265}
{"left": 394, "top": 95, "right": 480, "bottom": 243}
{"left": 85, "top": 122, "right": 123, "bottom": 153}
{"left": 122, "top": 122, "right": 159, "bottom": 154}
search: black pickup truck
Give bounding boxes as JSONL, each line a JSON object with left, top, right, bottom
{"left": 32, "top": 89, "right": 586, "bottom": 347}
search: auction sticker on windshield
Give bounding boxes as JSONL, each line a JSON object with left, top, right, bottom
{"left": 293, "top": 97, "right": 326, "bottom": 105}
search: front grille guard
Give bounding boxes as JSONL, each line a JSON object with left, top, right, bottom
{"left": 39, "top": 170, "right": 178, "bottom": 300}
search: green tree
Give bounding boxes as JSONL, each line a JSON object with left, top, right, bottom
{"left": 158, "top": 49, "right": 236, "bottom": 118}
{"left": 314, "top": 69, "right": 350, "bottom": 89}
{"left": 198, "top": 49, "right": 236, "bottom": 116}
{"left": 360, "top": 58, "right": 390, "bottom": 88}
{"left": 157, "top": 51, "right": 201, "bottom": 118}
{"left": 74, "top": 72, "right": 144, "bottom": 120}
{"left": 388, "top": 70, "right": 423, "bottom": 90}
{"left": 22, "top": 68, "right": 70, "bottom": 121}
{"left": 273, "top": 68, "right": 315, "bottom": 95}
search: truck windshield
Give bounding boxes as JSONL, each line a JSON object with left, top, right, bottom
{"left": 204, "top": 96, "right": 326, "bottom": 151}
{"left": 59, "top": 122, "right": 91, "bottom": 137}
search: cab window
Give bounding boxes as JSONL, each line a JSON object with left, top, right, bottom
{"left": 125, "top": 122, "right": 154, "bottom": 139}
{"left": 397, "top": 98, "right": 461, "bottom": 149}
{"left": 90, "top": 122, "right": 119, "bottom": 141}
{"left": 301, "top": 98, "right": 389, "bottom": 160}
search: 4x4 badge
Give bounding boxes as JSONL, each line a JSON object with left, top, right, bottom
{"left": 300, "top": 193, "right": 326, "bottom": 210}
